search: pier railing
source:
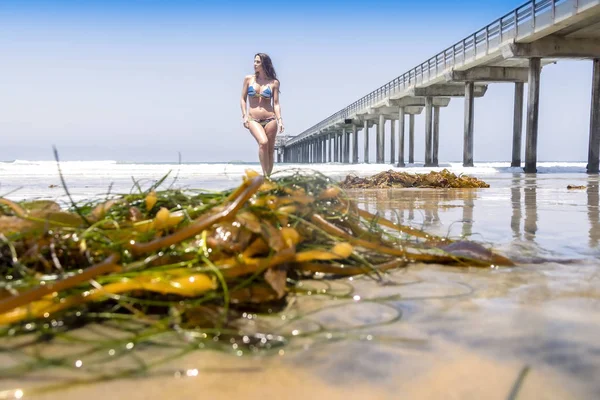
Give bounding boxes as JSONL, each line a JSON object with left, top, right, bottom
{"left": 286, "top": 0, "right": 596, "bottom": 146}
{"left": 274, "top": 134, "right": 290, "bottom": 149}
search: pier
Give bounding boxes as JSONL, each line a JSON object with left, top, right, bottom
{"left": 278, "top": 0, "right": 600, "bottom": 173}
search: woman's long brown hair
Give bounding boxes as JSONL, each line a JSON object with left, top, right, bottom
{"left": 255, "top": 53, "right": 278, "bottom": 82}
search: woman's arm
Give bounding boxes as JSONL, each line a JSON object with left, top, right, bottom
{"left": 240, "top": 76, "right": 250, "bottom": 129}
{"left": 273, "top": 80, "right": 284, "bottom": 133}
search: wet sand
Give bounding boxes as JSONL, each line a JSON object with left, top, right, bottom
{"left": 1, "top": 172, "right": 599, "bottom": 399}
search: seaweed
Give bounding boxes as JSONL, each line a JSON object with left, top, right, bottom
{"left": 339, "top": 169, "right": 490, "bottom": 189}
{"left": 0, "top": 169, "right": 512, "bottom": 392}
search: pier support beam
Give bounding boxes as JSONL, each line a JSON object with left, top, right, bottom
{"left": 317, "top": 138, "right": 321, "bottom": 163}
{"left": 306, "top": 142, "right": 309, "bottom": 163}
{"left": 321, "top": 137, "right": 325, "bottom": 163}
{"left": 316, "top": 139, "right": 320, "bottom": 163}
{"left": 364, "top": 120, "right": 369, "bottom": 163}
{"left": 425, "top": 97, "right": 434, "bottom": 166}
{"left": 512, "top": 82, "right": 524, "bottom": 167}
{"left": 320, "top": 138, "right": 324, "bottom": 162}
{"left": 446, "top": 67, "right": 529, "bottom": 83}
{"left": 409, "top": 114, "right": 415, "bottom": 164}
{"left": 390, "top": 119, "right": 396, "bottom": 165}
{"left": 340, "top": 129, "right": 345, "bottom": 163}
{"left": 502, "top": 38, "right": 600, "bottom": 59}
{"left": 339, "top": 132, "right": 343, "bottom": 162}
{"left": 589, "top": 59, "right": 600, "bottom": 174}
{"left": 352, "top": 125, "right": 359, "bottom": 164}
{"left": 305, "top": 142, "right": 309, "bottom": 163}
{"left": 320, "top": 138, "right": 324, "bottom": 163}
{"left": 307, "top": 142, "right": 310, "bottom": 163}
{"left": 524, "top": 58, "right": 541, "bottom": 173}
{"left": 463, "top": 82, "right": 475, "bottom": 167}
{"left": 305, "top": 142, "right": 308, "bottom": 163}
{"left": 433, "top": 105, "right": 440, "bottom": 167}
{"left": 377, "top": 114, "right": 385, "bottom": 163}
{"left": 408, "top": 84, "right": 487, "bottom": 98}
{"left": 344, "top": 129, "right": 350, "bottom": 163}
{"left": 335, "top": 132, "right": 344, "bottom": 163}
{"left": 398, "top": 107, "right": 405, "bottom": 167}
{"left": 334, "top": 133, "right": 338, "bottom": 162}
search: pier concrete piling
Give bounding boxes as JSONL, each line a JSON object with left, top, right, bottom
{"left": 334, "top": 132, "right": 338, "bottom": 162}
{"left": 338, "top": 132, "right": 342, "bottom": 163}
{"left": 390, "top": 119, "right": 396, "bottom": 165}
{"left": 524, "top": 58, "right": 541, "bottom": 173}
{"left": 433, "top": 105, "right": 440, "bottom": 167}
{"left": 588, "top": 58, "right": 600, "bottom": 173}
{"left": 512, "top": 82, "right": 525, "bottom": 167}
{"left": 352, "top": 124, "right": 359, "bottom": 164}
{"left": 463, "top": 82, "right": 475, "bottom": 167}
{"left": 340, "top": 131, "right": 344, "bottom": 162}
{"left": 364, "top": 120, "right": 369, "bottom": 163}
{"left": 377, "top": 114, "right": 385, "bottom": 163}
{"left": 341, "top": 128, "right": 346, "bottom": 163}
{"left": 425, "top": 97, "right": 434, "bottom": 166}
{"left": 344, "top": 129, "right": 350, "bottom": 163}
{"left": 409, "top": 114, "right": 415, "bottom": 164}
{"left": 398, "top": 106, "right": 406, "bottom": 167}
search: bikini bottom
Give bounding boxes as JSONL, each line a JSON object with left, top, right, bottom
{"left": 249, "top": 117, "right": 276, "bottom": 127}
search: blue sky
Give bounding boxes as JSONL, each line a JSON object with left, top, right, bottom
{"left": 0, "top": 0, "right": 593, "bottom": 162}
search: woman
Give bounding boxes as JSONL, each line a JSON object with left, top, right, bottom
{"left": 240, "top": 53, "right": 284, "bottom": 177}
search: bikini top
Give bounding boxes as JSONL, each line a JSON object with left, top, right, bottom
{"left": 247, "top": 76, "right": 272, "bottom": 99}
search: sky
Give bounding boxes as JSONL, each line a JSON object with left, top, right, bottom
{"left": 0, "top": 0, "right": 595, "bottom": 163}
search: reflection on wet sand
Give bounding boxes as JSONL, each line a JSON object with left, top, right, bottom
{"left": 510, "top": 174, "right": 522, "bottom": 240}
{"left": 462, "top": 189, "right": 474, "bottom": 238}
{"left": 356, "top": 189, "right": 470, "bottom": 236}
{"left": 588, "top": 176, "right": 599, "bottom": 249}
{"left": 523, "top": 175, "right": 538, "bottom": 242}
{"left": 343, "top": 179, "right": 600, "bottom": 398}
{"left": 351, "top": 174, "right": 600, "bottom": 255}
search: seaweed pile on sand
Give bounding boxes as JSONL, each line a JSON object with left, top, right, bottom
{"left": 0, "top": 169, "right": 511, "bottom": 390}
{"left": 340, "top": 169, "right": 490, "bottom": 189}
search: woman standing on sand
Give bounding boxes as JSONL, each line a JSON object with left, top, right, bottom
{"left": 240, "top": 53, "right": 284, "bottom": 177}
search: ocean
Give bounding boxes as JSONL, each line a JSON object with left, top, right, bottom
{"left": 1, "top": 160, "right": 599, "bottom": 399}
{"left": 0, "top": 159, "right": 595, "bottom": 258}
{"left": 0, "top": 158, "right": 592, "bottom": 197}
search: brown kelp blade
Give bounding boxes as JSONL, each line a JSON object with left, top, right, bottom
{"left": 0, "top": 254, "right": 122, "bottom": 315}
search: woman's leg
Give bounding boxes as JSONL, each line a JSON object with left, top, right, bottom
{"left": 247, "top": 121, "right": 269, "bottom": 176}
{"left": 264, "top": 120, "right": 278, "bottom": 176}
